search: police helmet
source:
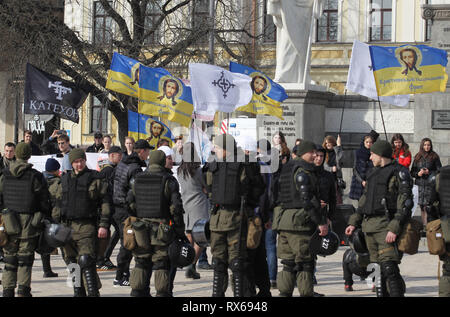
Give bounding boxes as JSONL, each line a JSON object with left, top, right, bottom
{"left": 348, "top": 228, "right": 369, "bottom": 254}
{"left": 168, "top": 238, "right": 195, "bottom": 268}
{"left": 43, "top": 220, "right": 73, "bottom": 248}
{"left": 309, "top": 229, "right": 340, "bottom": 257}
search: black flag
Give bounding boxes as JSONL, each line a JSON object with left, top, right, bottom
{"left": 24, "top": 63, "right": 88, "bottom": 123}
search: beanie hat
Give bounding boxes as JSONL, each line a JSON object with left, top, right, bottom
{"left": 15, "top": 142, "right": 32, "bottom": 160}
{"left": 45, "top": 158, "right": 61, "bottom": 172}
{"left": 214, "top": 134, "right": 236, "bottom": 151}
{"left": 149, "top": 149, "right": 166, "bottom": 167}
{"left": 295, "top": 140, "right": 316, "bottom": 157}
{"left": 69, "top": 148, "right": 86, "bottom": 165}
{"left": 370, "top": 140, "right": 392, "bottom": 158}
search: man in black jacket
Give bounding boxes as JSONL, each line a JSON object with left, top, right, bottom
{"left": 22, "top": 130, "right": 42, "bottom": 156}
{"left": 96, "top": 146, "right": 122, "bottom": 271}
{"left": 112, "top": 139, "right": 149, "bottom": 286}
{"left": 86, "top": 132, "right": 105, "bottom": 153}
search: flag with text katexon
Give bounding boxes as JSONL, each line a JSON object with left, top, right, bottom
{"left": 370, "top": 44, "right": 448, "bottom": 96}
{"left": 189, "top": 63, "right": 253, "bottom": 118}
{"left": 24, "top": 63, "right": 88, "bottom": 123}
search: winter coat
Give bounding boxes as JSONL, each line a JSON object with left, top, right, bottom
{"left": 410, "top": 153, "right": 442, "bottom": 206}
{"left": 349, "top": 142, "right": 373, "bottom": 201}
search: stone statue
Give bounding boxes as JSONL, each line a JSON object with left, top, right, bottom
{"left": 268, "top": 0, "right": 323, "bottom": 85}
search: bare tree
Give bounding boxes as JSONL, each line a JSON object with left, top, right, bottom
{"left": 0, "top": 0, "right": 273, "bottom": 145}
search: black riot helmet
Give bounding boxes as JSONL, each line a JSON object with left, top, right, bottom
{"left": 309, "top": 229, "right": 340, "bottom": 257}
{"left": 43, "top": 220, "right": 73, "bottom": 248}
{"left": 168, "top": 238, "right": 195, "bottom": 268}
{"left": 348, "top": 228, "right": 369, "bottom": 254}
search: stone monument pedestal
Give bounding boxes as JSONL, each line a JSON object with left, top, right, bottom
{"left": 257, "top": 85, "right": 334, "bottom": 147}
{"left": 418, "top": 4, "right": 450, "bottom": 164}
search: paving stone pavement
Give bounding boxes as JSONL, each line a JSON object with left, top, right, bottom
{"left": 0, "top": 237, "right": 442, "bottom": 297}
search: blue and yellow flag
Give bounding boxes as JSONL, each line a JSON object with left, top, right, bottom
{"left": 106, "top": 52, "right": 141, "bottom": 98}
{"left": 229, "top": 61, "right": 288, "bottom": 120}
{"left": 138, "top": 65, "right": 193, "bottom": 127}
{"left": 370, "top": 44, "right": 448, "bottom": 96}
{"left": 128, "top": 110, "right": 174, "bottom": 148}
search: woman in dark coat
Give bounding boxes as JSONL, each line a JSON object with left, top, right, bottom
{"left": 349, "top": 134, "right": 376, "bottom": 201}
{"left": 410, "top": 138, "right": 442, "bottom": 226}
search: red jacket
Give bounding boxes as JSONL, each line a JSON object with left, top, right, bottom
{"left": 393, "top": 148, "right": 411, "bottom": 168}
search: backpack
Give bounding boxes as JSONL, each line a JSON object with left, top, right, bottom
{"left": 426, "top": 219, "right": 446, "bottom": 255}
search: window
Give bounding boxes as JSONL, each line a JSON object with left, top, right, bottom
{"left": 93, "top": 1, "right": 113, "bottom": 45}
{"left": 144, "top": 1, "right": 162, "bottom": 45}
{"left": 263, "top": 0, "right": 276, "bottom": 43}
{"left": 91, "top": 96, "right": 108, "bottom": 133}
{"left": 192, "top": 0, "right": 209, "bottom": 43}
{"left": 317, "top": 0, "right": 338, "bottom": 42}
{"left": 370, "top": 0, "right": 392, "bottom": 42}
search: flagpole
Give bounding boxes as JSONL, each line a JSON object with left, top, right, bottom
{"left": 338, "top": 89, "right": 348, "bottom": 135}
{"left": 377, "top": 97, "right": 388, "bottom": 141}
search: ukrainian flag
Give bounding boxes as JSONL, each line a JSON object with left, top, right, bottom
{"left": 106, "top": 52, "right": 141, "bottom": 98}
{"left": 370, "top": 44, "right": 448, "bottom": 96}
{"left": 229, "top": 61, "right": 288, "bottom": 120}
{"left": 138, "top": 65, "right": 193, "bottom": 127}
{"left": 128, "top": 110, "right": 174, "bottom": 148}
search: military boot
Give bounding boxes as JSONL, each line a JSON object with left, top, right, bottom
{"left": 2, "top": 288, "right": 14, "bottom": 297}
{"left": 17, "top": 285, "right": 32, "bottom": 297}
{"left": 74, "top": 286, "right": 86, "bottom": 297}
{"left": 185, "top": 264, "right": 200, "bottom": 279}
{"left": 439, "top": 260, "right": 450, "bottom": 297}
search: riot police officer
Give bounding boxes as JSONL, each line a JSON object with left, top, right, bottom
{"left": 428, "top": 165, "right": 450, "bottom": 297}
{"left": 0, "top": 142, "right": 51, "bottom": 297}
{"left": 55, "top": 148, "right": 111, "bottom": 297}
{"left": 128, "top": 149, "right": 185, "bottom": 297}
{"left": 206, "top": 134, "right": 265, "bottom": 297}
{"left": 272, "top": 140, "right": 328, "bottom": 297}
{"left": 345, "top": 140, "right": 413, "bottom": 297}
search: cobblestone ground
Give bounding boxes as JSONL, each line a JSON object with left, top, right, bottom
{"left": 3, "top": 237, "right": 441, "bottom": 297}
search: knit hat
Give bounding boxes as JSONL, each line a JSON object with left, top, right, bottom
{"left": 69, "top": 148, "right": 86, "bottom": 165}
{"left": 295, "top": 140, "right": 316, "bottom": 157}
{"left": 148, "top": 149, "right": 166, "bottom": 167}
{"left": 15, "top": 142, "right": 32, "bottom": 160}
{"left": 370, "top": 140, "right": 392, "bottom": 158}
{"left": 214, "top": 134, "right": 236, "bottom": 151}
{"left": 45, "top": 158, "right": 61, "bottom": 172}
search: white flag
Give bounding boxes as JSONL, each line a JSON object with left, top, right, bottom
{"left": 346, "top": 41, "right": 410, "bottom": 107}
{"left": 189, "top": 63, "right": 253, "bottom": 116}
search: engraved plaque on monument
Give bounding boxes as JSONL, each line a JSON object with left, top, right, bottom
{"left": 432, "top": 110, "right": 450, "bottom": 129}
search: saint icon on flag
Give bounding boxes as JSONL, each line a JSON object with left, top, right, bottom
{"left": 396, "top": 46, "right": 422, "bottom": 76}
{"left": 157, "top": 76, "right": 182, "bottom": 107}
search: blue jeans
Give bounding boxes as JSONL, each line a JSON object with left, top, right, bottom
{"left": 265, "top": 228, "right": 277, "bottom": 281}
{"left": 198, "top": 248, "right": 208, "bottom": 264}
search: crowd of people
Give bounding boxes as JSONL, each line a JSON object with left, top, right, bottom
{"left": 0, "top": 128, "right": 448, "bottom": 297}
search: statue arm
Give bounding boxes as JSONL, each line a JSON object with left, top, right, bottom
{"left": 267, "top": 0, "right": 283, "bottom": 28}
